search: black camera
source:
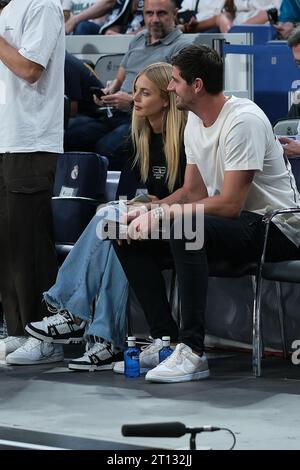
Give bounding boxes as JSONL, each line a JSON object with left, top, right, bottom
{"left": 177, "top": 10, "right": 196, "bottom": 25}
{"left": 267, "top": 8, "right": 278, "bottom": 25}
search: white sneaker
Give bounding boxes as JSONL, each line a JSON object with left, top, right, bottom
{"left": 113, "top": 338, "right": 167, "bottom": 374}
{"left": 25, "top": 311, "right": 86, "bottom": 344}
{"left": 0, "top": 336, "right": 27, "bottom": 361}
{"left": 6, "top": 337, "right": 64, "bottom": 365}
{"left": 145, "top": 343, "right": 210, "bottom": 383}
{"left": 68, "top": 340, "right": 123, "bottom": 371}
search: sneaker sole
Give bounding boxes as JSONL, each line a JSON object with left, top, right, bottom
{"left": 25, "top": 325, "right": 84, "bottom": 344}
{"left": 113, "top": 366, "right": 149, "bottom": 375}
{"left": 145, "top": 369, "right": 210, "bottom": 383}
{"left": 6, "top": 355, "right": 64, "bottom": 365}
{"left": 68, "top": 363, "right": 115, "bottom": 372}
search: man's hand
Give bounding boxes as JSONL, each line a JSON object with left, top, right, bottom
{"left": 180, "top": 17, "right": 197, "bottom": 33}
{"left": 102, "top": 91, "right": 133, "bottom": 111}
{"left": 65, "top": 16, "right": 79, "bottom": 34}
{"left": 93, "top": 92, "right": 107, "bottom": 107}
{"left": 279, "top": 137, "right": 300, "bottom": 156}
{"left": 216, "top": 12, "right": 233, "bottom": 33}
{"left": 274, "top": 22, "right": 294, "bottom": 39}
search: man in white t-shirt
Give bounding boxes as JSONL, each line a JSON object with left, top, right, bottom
{"left": 114, "top": 44, "right": 300, "bottom": 383}
{"left": 279, "top": 26, "right": 300, "bottom": 154}
{"left": 179, "top": 0, "right": 281, "bottom": 33}
{"left": 62, "top": 0, "right": 116, "bottom": 34}
{"left": 0, "top": 0, "right": 65, "bottom": 365}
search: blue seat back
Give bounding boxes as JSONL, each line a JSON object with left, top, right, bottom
{"left": 52, "top": 152, "right": 108, "bottom": 244}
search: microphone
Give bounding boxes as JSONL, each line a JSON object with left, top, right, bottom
{"left": 122, "top": 422, "right": 220, "bottom": 438}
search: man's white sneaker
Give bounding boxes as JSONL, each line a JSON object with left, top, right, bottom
{"left": 25, "top": 311, "right": 86, "bottom": 344}
{"left": 113, "top": 338, "right": 170, "bottom": 374}
{"left": 6, "top": 337, "right": 64, "bottom": 365}
{"left": 145, "top": 343, "right": 210, "bottom": 383}
{"left": 0, "top": 336, "right": 27, "bottom": 361}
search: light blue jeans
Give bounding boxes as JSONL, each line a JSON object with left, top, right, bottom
{"left": 43, "top": 202, "right": 128, "bottom": 349}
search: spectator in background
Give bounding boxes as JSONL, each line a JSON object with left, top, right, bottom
{"left": 62, "top": 0, "right": 116, "bottom": 34}
{"left": 275, "top": 0, "right": 300, "bottom": 38}
{"left": 0, "top": 0, "right": 65, "bottom": 364}
{"left": 64, "top": 0, "right": 191, "bottom": 170}
{"left": 279, "top": 26, "right": 300, "bottom": 154}
{"left": 104, "top": 0, "right": 145, "bottom": 35}
{"left": 179, "top": 0, "right": 281, "bottom": 34}
{"left": 99, "top": 0, "right": 140, "bottom": 35}
{"left": 63, "top": 0, "right": 143, "bottom": 35}
{"left": 65, "top": 52, "right": 103, "bottom": 118}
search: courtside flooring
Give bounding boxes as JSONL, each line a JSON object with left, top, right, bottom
{"left": 0, "top": 345, "right": 300, "bottom": 450}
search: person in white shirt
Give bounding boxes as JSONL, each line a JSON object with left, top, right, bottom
{"left": 62, "top": 0, "right": 116, "bottom": 34}
{"left": 114, "top": 44, "right": 300, "bottom": 384}
{"left": 279, "top": 26, "right": 300, "bottom": 155}
{"left": 0, "top": 0, "right": 65, "bottom": 364}
{"left": 179, "top": 0, "right": 281, "bottom": 33}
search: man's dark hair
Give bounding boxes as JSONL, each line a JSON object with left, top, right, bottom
{"left": 288, "top": 26, "right": 300, "bottom": 48}
{"left": 171, "top": 44, "right": 224, "bottom": 95}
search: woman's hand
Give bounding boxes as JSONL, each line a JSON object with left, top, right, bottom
{"left": 119, "top": 205, "right": 148, "bottom": 225}
{"left": 127, "top": 209, "right": 159, "bottom": 241}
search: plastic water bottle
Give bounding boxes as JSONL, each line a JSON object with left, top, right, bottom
{"left": 124, "top": 336, "right": 140, "bottom": 378}
{"left": 159, "top": 336, "right": 173, "bottom": 363}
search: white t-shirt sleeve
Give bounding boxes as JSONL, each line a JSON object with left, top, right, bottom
{"left": 62, "top": 0, "right": 72, "bottom": 9}
{"left": 224, "top": 113, "right": 267, "bottom": 172}
{"left": 184, "top": 118, "right": 198, "bottom": 165}
{"left": 18, "top": 4, "right": 63, "bottom": 69}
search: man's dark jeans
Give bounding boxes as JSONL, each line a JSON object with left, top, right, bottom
{"left": 64, "top": 111, "right": 131, "bottom": 170}
{"left": 114, "top": 211, "right": 300, "bottom": 353}
{"left": 0, "top": 153, "right": 58, "bottom": 336}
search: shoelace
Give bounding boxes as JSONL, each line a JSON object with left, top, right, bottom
{"left": 160, "top": 345, "right": 183, "bottom": 366}
{"left": 42, "top": 312, "right": 71, "bottom": 326}
{"left": 84, "top": 341, "right": 108, "bottom": 358}
{"left": 23, "top": 337, "right": 41, "bottom": 351}
{"left": 141, "top": 338, "right": 162, "bottom": 353}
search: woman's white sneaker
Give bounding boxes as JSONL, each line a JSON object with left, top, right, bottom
{"left": 145, "top": 343, "right": 210, "bottom": 383}
{"left": 113, "top": 338, "right": 167, "bottom": 374}
{"left": 6, "top": 337, "right": 64, "bottom": 365}
{"left": 68, "top": 340, "right": 123, "bottom": 371}
{"left": 0, "top": 336, "right": 27, "bottom": 361}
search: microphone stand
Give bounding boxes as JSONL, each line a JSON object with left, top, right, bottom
{"left": 189, "top": 430, "right": 197, "bottom": 450}
{"left": 186, "top": 427, "right": 207, "bottom": 450}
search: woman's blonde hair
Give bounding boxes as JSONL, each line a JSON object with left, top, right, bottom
{"left": 131, "top": 62, "right": 187, "bottom": 192}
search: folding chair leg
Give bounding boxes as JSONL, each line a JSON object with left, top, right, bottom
{"left": 275, "top": 281, "right": 288, "bottom": 359}
{"left": 252, "top": 273, "right": 263, "bottom": 377}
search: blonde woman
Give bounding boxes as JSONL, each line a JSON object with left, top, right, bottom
{"left": 11, "top": 63, "right": 187, "bottom": 370}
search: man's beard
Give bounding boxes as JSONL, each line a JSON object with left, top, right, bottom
{"left": 149, "top": 24, "right": 167, "bottom": 40}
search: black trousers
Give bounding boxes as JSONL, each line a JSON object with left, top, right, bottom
{"left": 114, "top": 211, "right": 300, "bottom": 353}
{"left": 0, "top": 153, "right": 58, "bottom": 336}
